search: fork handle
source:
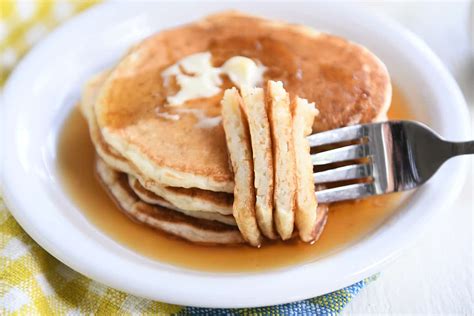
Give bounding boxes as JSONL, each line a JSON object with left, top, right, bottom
{"left": 450, "top": 140, "right": 474, "bottom": 156}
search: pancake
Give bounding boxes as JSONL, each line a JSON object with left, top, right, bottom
{"left": 96, "top": 158, "right": 243, "bottom": 244}
{"left": 267, "top": 81, "right": 296, "bottom": 240}
{"left": 80, "top": 72, "right": 135, "bottom": 175}
{"left": 312, "top": 204, "right": 329, "bottom": 242}
{"left": 134, "top": 175, "right": 233, "bottom": 215}
{"left": 93, "top": 11, "right": 391, "bottom": 194}
{"left": 221, "top": 88, "right": 262, "bottom": 247}
{"left": 128, "top": 175, "right": 236, "bottom": 226}
{"left": 292, "top": 97, "right": 319, "bottom": 242}
{"left": 240, "top": 85, "right": 276, "bottom": 239}
{"left": 80, "top": 73, "right": 234, "bottom": 216}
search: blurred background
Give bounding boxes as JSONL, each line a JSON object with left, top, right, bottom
{"left": 1, "top": 1, "right": 472, "bottom": 314}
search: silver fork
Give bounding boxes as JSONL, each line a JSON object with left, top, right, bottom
{"left": 309, "top": 121, "right": 474, "bottom": 203}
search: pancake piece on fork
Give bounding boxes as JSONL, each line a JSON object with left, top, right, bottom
{"left": 221, "top": 88, "right": 262, "bottom": 247}
{"left": 267, "top": 80, "right": 296, "bottom": 240}
{"left": 240, "top": 85, "right": 277, "bottom": 240}
{"left": 312, "top": 204, "right": 329, "bottom": 242}
{"left": 292, "top": 97, "right": 319, "bottom": 242}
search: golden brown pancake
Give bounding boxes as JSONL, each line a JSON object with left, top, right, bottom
{"left": 292, "top": 97, "right": 319, "bottom": 242}
{"left": 96, "top": 158, "right": 243, "bottom": 244}
{"left": 240, "top": 85, "right": 276, "bottom": 239}
{"left": 80, "top": 72, "right": 135, "bottom": 175}
{"left": 267, "top": 81, "right": 296, "bottom": 240}
{"left": 80, "top": 73, "right": 234, "bottom": 215}
{"left": 128, "top": 175, "right": 236, "bottom": 226}
{"left": 312, "top": 204, "right": 329, "bottom": 242}
{"left": 221, "top": 88, "right": 262, "bottom": 247}
{"left": 133, "top": 174, "right": 233, "bottom": 215}
{"left": 94, "top": 11, "right": 391, "bottom": 194}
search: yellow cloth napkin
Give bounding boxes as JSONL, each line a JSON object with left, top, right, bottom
{"left": 0, "top": 0, "right": 101, "bottom": 85}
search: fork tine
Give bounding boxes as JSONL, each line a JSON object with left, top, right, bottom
{"left": 311, "top": 143, "right": 371, "bottom": 165}
{"left": 316, "top": 183, "right": 376, "bottom": 203}
{"left": 307, "top": 125, "right": 368, "bottom": 147}
{"left": 314, "top": 163, "right": 372, "bottom": 184}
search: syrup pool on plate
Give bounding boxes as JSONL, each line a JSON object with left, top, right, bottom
{"left": 57, "top": 86, "right": 414, "bottom": 272}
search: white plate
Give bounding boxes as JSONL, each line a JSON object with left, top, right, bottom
{"left": 1, "top": 1, "right": 470, "bottom": 308}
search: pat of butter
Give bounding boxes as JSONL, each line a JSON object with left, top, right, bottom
{"left": 221, "top": 56, "right": 266, "bottom": 88}
{"left": 162, "top": 52, "right": 266, "bottom": 106}
{"left": 167, "top": 72, "right": 222, "bottom": 106}
{"left": 180, "top": 53, "right": 222, "bottom": 78}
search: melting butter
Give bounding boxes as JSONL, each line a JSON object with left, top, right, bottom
{"left": 195, "top": 116, "right": 222, "bottom": 129}
{"left": 162, "top": 52, "right": 266, "bottom": 106}
{"left": 221, "top": 56, "right": 266, "bottom": 88}
{"left": 175, "top": 108, "right": 222, "bottom": 129}
{"left": 155, "top": 109, "right": 180, "bottom": 121}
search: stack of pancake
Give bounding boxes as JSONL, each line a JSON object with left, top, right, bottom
{"left": 79, "top": 11, "right": 391, "bottom": 246}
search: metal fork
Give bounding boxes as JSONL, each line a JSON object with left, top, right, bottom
{"left": 309, "top": 121, "right": 473, "bottom": 203}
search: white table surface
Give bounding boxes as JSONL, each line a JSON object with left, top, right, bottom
{"left": 343, "top": 1, "right": 473, "bottom": 314}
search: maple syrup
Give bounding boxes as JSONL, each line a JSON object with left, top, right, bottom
{"left": 57, "top": 86, "right": 414, "bottom": 272}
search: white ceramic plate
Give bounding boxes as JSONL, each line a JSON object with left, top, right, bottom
{"left": 1, "top": 1, "right": 470, "bottom": 308}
